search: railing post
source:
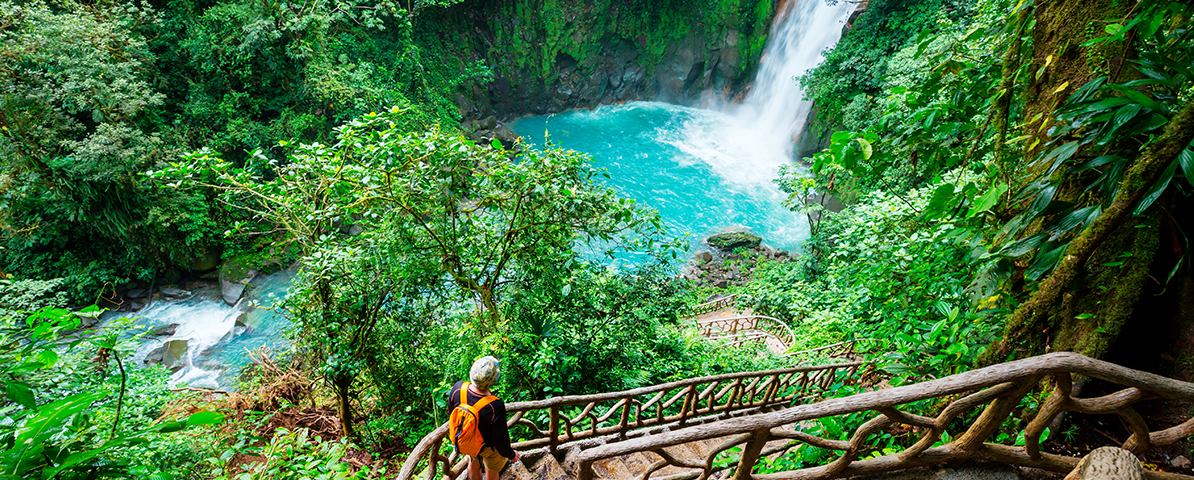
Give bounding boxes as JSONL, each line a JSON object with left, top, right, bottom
{"left": 549, "top": 405, "right": 560, "bottom": 456}
{"left": 618, "top": 398, "right": 630, "bottom": 439}
{"left": 733, "top": 427, "right": 771, "bottom": 480}
{"left": 678, "top": 385, "right": 697, "bottom": 425}
{"left": 424, "top": 438, "right": 442, "bottom": 480}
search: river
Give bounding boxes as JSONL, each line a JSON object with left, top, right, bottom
{"left": 105, "top": 0, "right": 855, "bottom": 389}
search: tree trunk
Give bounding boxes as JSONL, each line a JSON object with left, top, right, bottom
{"left": 334, "top": 374, "right": 356, "bottom": 438}
{"left": 984, "top": 101, "right": 1194, "bottom": 364}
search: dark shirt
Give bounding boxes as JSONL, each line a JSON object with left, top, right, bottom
{"left": 447, "top": 380, "right": 515, "bottom": 459}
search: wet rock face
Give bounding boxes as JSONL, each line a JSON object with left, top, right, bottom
{"left": 442, "top": 0, "right": 769, "bottom": 123}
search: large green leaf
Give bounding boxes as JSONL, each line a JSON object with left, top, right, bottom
{"left": 1179, "top": 147, "right": 1194, "bottom": 187}
{"left": 967, "top": 183, "right": 1008, "bottom": 219}
{"left": 1, "top": 392, "right": 103, "bottom": 477}
{"left": 1027, "top": 244, "right": 1067, "bottom": 281}
{"left": 4, "top": 381, "right": 35, "bottom": 409}
{"left": 1133, "top": 158, "right": 1179, "bottom": 215}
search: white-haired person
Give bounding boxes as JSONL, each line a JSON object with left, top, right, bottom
{"left": 446, "top": 356, "right": 521, "bottom": 480}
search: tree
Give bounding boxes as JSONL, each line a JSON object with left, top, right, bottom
{"left": 0, "top": 0, "right": 217, "bottom": 299}
{"left": 153, "top": 108, "right": 670, "bottom": 435}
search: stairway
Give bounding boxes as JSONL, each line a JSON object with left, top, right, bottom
{"left": 497, "top": 433, "right": 798, "bottom": 480}
{"left": 398, "top": 353, "right": 1194, "bottom": 480}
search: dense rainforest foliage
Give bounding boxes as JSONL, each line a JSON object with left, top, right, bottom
{"left": 2, "top": 0, "right": 1193, "bottom": 477}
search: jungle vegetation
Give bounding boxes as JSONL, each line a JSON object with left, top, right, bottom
{"left": 1, "top": 0, "right": 1193, "bottom": 477}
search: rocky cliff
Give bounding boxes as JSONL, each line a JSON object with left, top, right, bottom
{"left": 419, "top": 0, "right": 777, "bottom": 122}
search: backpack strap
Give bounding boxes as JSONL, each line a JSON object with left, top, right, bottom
{"left": 473, "top": 394, "right": 498, "bottom": 413}
{"left": 460, "top": 382, "right": 472, "bottom": 409}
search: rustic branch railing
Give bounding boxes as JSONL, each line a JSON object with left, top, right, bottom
{"left": 572, "top": 352, "right": 1194, "bottom": 480}
{"left": 783, "top": 339, "right": 878, "bottom": 362}
{"left": 686, "top": 294, "right": 741, "bottom": 317}
{"left": 697, "top": 315, "right": 796, "bottom": 352}
{"left": 396, "top": 360, "right": 872, "bottom": 480}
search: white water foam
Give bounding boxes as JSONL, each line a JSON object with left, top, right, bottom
{"left": 114, "top": 297, "right": 244, "bottom": 389}
{"left": 663, "top": 0, "right": 856, "bottom": 188}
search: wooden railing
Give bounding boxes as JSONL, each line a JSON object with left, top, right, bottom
{"left": 572, "top": 352, "right": 1194, "bottom": 480}
{"left": 783, "top": 339, "right": 874, "bottom": 362}
{"left": 697, "top": 315, "right": 796, "bottom": 352}
{"left": 686, "top": 294, "right": 741, "bottom": 317}
{"left": 395, "top": 360, "right": 873, "bottom": 480}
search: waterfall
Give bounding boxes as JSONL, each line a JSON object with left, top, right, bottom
{"left": 735, "top": 0, "right": 857, "bottom": 157}
{"left": 661, "top": 0, "right": 856, "bottom": 193}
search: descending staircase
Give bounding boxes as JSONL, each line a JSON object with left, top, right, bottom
{"left": 685, "top": 294, "right": 794, "bottom": 356}
{"left": 397, "top": 353, "right": 1194, "bottom": 480}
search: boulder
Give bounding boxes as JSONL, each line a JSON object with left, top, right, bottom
{"left": 189, "top": 246, "right": 223, "bottom": 272}
{"left": 161, "top": 287, "right": 192, "bottom": 298}
{"left": 1064, "top": 446, "right": 1143, "bottom": 480}
{"left": 219, "top": 257, "right": 258, "bottom": 306}
{"left": 492, "top": 125, "right": 518, "bottom": 149}
{"left": 697, "top": 251, "right": 713, "bottom": 263}
{"left": 150, "top": 323, "right": 179, "bottom": 337}
{"left": 221, "top": 280, "right": 246, "bottom": 306}
{"left": 146, "top": 339, "right": 188, "bottom": 371}
{"left": 127, "top": 288, "right": 147, "bottom": 299}
{"left": 706, "top": 231, "right": 762, "bottom": 251}
{"left": 162, "top": 340, "right": 187, "bottom": 370}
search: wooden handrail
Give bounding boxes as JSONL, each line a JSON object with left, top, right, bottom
{"left": 573, "top": 352, "right": 1194, "bottom": 480}
{"left": 696, "top": 315, "right": 796, "bottom": 351}
{"left": 685, "top": 294, "right": 742, "bottom": 317}
{"left": 395, "top": 360, "right": 873, "bottom": 480}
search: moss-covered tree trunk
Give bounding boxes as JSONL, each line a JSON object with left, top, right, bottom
{"left": 985, "top": 101, "right": 1194, "bottom": 363}
{"left": 1021, "top": 0, "right": 1131, "bottom": 159}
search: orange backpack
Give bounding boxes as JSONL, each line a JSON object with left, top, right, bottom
{"left": 448, "top": 382, "right": 497, "bottom": 457}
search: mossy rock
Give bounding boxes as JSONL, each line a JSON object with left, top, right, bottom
{"left": 706, "top": 231, "right": 762, "bottom": 251}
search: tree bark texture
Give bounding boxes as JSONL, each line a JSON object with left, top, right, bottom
{"left": 986, "top": 101, "right": 1194, "bottom": 363}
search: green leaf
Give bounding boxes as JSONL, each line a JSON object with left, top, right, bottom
{"left": 1134, "top": 158, "right": 1179, "bottom": 215}
{"left": 923, "top": 184, "right": 956, "bottom": 219}
{"left": 5, "top": 381, "right": 35, "bottom": 409}
{"left": 3, "top": 392, "right": 103, "bottom": 477}
{"left": 967, "top": 183, "right": 1008, "bottom": 219}
{"left": 1027, "top": 244, "right": 1067, "bottom": 281}
{"left": 159, "top": 420, "right": 186, "bottom": 434}
{"left": 186, "top": 411, "right": 225, "bottom": 426}
{"left": 1075, "top": 313, "right": 1095, "bottom": 320}
{"left": 1179, "top": 148, "right": 1194, "bottom": 187}
{"left": 854, "top": 138, "right": 873, "bottom": 161}
{"left": 1106, "top": 84, "right": 1161, "bottom": 111}
{"left": 7, "top": 361, "right": 45, "bottom": 375}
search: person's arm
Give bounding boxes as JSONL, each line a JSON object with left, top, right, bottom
{"left": 486, "top": 400, "right": 517, "bottom": 459}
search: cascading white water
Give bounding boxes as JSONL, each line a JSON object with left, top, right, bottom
{"left": 509, "top": 0, "right": 857, "bottom": 251}
{"left": 667, "top": 0, "right": 857, "bottom": 188}
{"left": 104, "top": 271, "right": 293, "bottom": 390}
{"left": 736, "top": 0, "right": 857, "bottom": 156}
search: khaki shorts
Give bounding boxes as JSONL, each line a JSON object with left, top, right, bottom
{"left": 471, "top": 446, "right": 508, "bottom": 473}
